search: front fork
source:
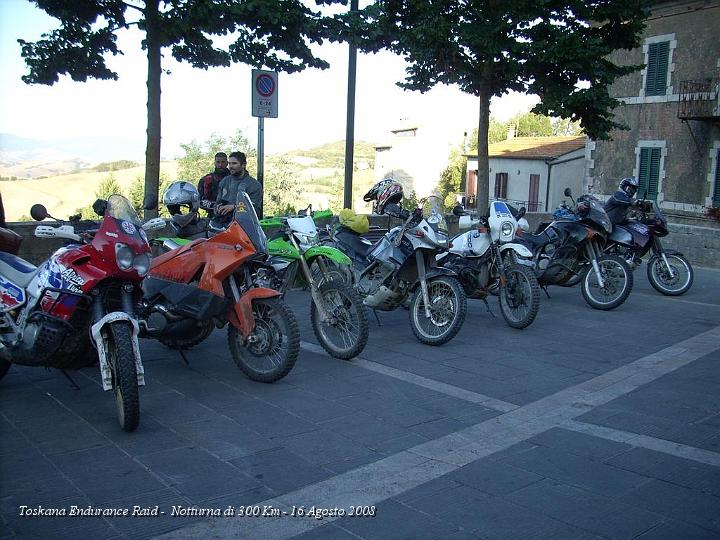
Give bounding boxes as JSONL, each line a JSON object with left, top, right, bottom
{"left": 416, "top": 250, "right": 432, "bottom": 318}
{"left": 652, "top": 237, "right": 676, "bottom": 278}
{"left": 289, "top": 235, "right": 335, "bottom": 323}
{"left": 585, "top": 240, "right": 605, "bottom": 289}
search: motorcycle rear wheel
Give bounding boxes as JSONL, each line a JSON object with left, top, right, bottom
{"left": 159, "top": 322, "right": 214, "bottom": 350}
{"left": 409, "top": 276, "right": 467, "bottom": 345}
{"left": 581, "top": 255, "right": 633, "bottom": 310}
{"left": 108, "top": 322, "right": 140, "bottom": 432}
{"left": 311, "top": 281, "right": 368, "bottom": 360}
{"left": 498, "top": 264, "right": 540, "bottom": 329}
{"left": 228, "top": 298, "right": 299, "bottom": 383}
{"left": 647, "top": 254, "right": 694, "bottom": 296}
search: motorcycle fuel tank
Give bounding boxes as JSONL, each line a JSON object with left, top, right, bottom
{"left": 449, "top": 230, "right": 491, "bottom": 258}
{"left": 608, "top": 225, "right": 633, "bottom": 247}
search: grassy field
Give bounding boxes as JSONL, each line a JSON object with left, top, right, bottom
{"left": 2, "top": 163, "right": 178, "bottom": 221}
{"left": 2, "top": 159, "right": 378, "bottom": 221}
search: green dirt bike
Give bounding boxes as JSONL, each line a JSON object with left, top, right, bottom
{"left": 260, "top": 211, "right": 369, "bottom": 360}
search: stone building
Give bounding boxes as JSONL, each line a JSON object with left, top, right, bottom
{"left": 587, "top": 0, "right": 720, "bottom": 216}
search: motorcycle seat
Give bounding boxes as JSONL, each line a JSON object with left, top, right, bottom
{"left": 335, "top": 228, "right": 375, "bottom": 258}
{"left": 0, "top": 252, "right": 39, "bottom": 288}
{"left": 516, "top": 231, "right": 549, "bottom": 250}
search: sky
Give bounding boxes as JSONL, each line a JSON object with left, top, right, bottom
{"left": 0, "top": 0, "right": 540, "bottom": 161}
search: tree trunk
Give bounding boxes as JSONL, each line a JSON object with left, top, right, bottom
{"left": 476, "top": 89, "right": 491, "bottom": 213}
{"left": 144, "top": 0, "right": 161, "bottom": 219}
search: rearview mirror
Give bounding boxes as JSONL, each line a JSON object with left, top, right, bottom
{"left": 30, "top": 204, "right": 48, "bottom": 222}
{"left": 452, "top": 204, "right": 464, "bottom": 217}
{"left": 92, "top": 199, "right": 107, "bottom": 217}
{"left": 517, "top": 207, "right": 526, "bottom": 219}
{"left": 563, "top": 188, "right": 572, "bottom": 197}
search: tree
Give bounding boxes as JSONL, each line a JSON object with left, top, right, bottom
{"left": 19, "top": 0, "right": 348, "bottom": 218}
{"left": 366, "top": 0, "right": 648, "bottom": 211}
{"left": 177, "top": 130, "right": 255, "bottom": 183}
{"left": 264, "top": 156, "right": 304, "bottom": 216}
{"left": 437, "top": 143, "right": 466, "bottom": 210}
{"left": 76, "top": 172, "right": 122, "bottom": 219}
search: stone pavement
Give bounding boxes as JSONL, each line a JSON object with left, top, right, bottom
{"left": 1, "top": 267, "right": 720, "bottom": 539}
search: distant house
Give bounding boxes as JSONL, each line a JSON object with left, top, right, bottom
{"left": 588, "top": 0, "right": 720, "bottom": 215}
{"left": 374, "top": 121, "right": 455, "bottom": 198}
{"left": 465, "top": 135, "right": 587, "bottom": 211}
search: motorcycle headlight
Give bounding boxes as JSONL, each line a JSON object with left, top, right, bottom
{"left": 115, "top": 243, "right": 134, "bottom": 270}
{"left": 501, "top": 222, "right": 514, "bottom": 237}
{"left": 133, "top": 253, "right": 151, "bottom": 276}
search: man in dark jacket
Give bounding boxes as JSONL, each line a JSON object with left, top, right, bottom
{"left": 197, "top": 152, "right": 229, "bottom": 218}
{"left": 215, "top": 151, "right": 263, "bottom": 218}
{"left": 604, "top": 177, "right": 640, "bottom": 225}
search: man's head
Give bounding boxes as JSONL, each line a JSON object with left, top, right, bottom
{"left": 214, "top": 152, "right": 228, "bottom": 172}
{"left": 228, "top": 151, "right": 247, "bottom": 176}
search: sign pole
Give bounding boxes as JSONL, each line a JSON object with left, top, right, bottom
{"left": 257, "top": 116, "right": 264, "bottom": 217}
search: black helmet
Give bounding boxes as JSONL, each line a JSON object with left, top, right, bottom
{"left": 363, "top": 178, "right": 403, "bottom": 214}
{"left": 619, "top": 177, "right": 639, "bottom": 197}
{"left": 163, "top": 181, "right": 200, "bottom": 228}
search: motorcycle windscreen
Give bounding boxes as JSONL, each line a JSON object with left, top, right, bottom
{"left": 106, "top": 194, "right": 142, "bottom": 226}
{"left": 232, "top": 191, "right": 268, "bottom": 254}
{"left": 579, "top": 196, "right": 612, "bottom": 235}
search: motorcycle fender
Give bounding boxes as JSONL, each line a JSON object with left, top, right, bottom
{"left": 499, "top": 243, "right": 533, "bottom": 258}
{"left": 228, "top": 287, "right": 281, "bottom": 338}
{"left": 411, "top": 267, "right": 458, "bottom": 290}
{"left": 305, "top": 246, "right": 352, "bottom": 266}
{"left": 660, "top": 249, "right": 685, "bottom": 257}
{"left": 90, "top": 312, "right": 144, "bottom": 391}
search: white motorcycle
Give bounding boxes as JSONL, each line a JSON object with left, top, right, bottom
{"left": 438, "top": 201, "right": 540, "bottom": 329}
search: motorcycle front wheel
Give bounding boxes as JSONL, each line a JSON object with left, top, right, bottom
{"left": 228, "top": 298, "right": 299, "bottom": 383}
{"left": 409, "top": 276, "right": 467, "bottom": 345}
{"left": 581, "top": 255, "right": 633, "bottom": 310}
{"left": 498, "top": 264, "right": 540, "bottom": 329}
{"left": 311, "top": 281, "right": 368, "bottom": 360}
{"left": 647, "top": 254, "right": 694, "bottom": 296}
{"left": 311, "top": 256, "right": 353, "bottom": 286}
{"left": 108, "top": 322, "right": 140, "bottom": 432}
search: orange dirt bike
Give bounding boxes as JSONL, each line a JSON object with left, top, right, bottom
{"left": 138, "top": 192, "right": 299, "bottom": 383}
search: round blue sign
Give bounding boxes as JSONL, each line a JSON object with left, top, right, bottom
{"left": 256, "top": 74, "right": 275, "bottom": 97}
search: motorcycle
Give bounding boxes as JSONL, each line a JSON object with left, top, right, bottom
{"left": 263, "top": 211, "right": 369, "bottom": 360}
{"left": 438, "top": 201, "right": 541, "bottom": 329}
{"left": 0, "top": 195, "right": 157, "bottom": 432}
{"left": 604, "top": 198, "right": 694, "bottom": 296}
{"left": 138, "top": 191, "right": 299, "bottom": 383}
{"left": 513, "top": 188, "right": 633, "bottom": 310}
{"left": 324, "top": 197, "right": 467, "bottom": 346}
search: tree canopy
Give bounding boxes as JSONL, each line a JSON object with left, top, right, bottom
{"left": 363, "top": 0, "right": 649, "bottom": 211}
{"left": 19, "top": 0, "right": 349, "bottom": 216}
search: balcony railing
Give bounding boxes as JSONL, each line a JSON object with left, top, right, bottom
{"left": 678, "top": 78, "right": 720, "bottom": 120}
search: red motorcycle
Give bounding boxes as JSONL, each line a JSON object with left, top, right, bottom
{"left": 0, "top": 195, "right": 157, "bottom": 431}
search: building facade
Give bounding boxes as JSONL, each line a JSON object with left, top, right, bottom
{"left": 466, "top": 136, "right": 586, "bottom": 211}
{"left": 587, "top": 0, "right": 720, "bottom": 214}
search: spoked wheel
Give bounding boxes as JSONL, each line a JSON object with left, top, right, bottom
{"left": 159, "top": 322, "right": 214, "bottom": 350}
{"left": 228, "top": 298, "right": 299, "bottom": 383}
{"left": 108, "top": 322, "right": 140, "bottom": 432}
{"left": 409, "top": 276, "right": 467, "bottom": 345}
{"left": 581, "top": 255, "right": 633, "bottom": 310}
{"left": 647, "top": 254, "right": 694, "bottom": 296}
{"left": 498, "top": 264, "right": 540, "bottom": 329}
{"left": 311, "top": 281, "right": 368, "bottom": 360}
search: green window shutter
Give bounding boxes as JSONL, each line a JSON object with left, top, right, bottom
{"left": 713, "top": 150, "right": 720, "bottom": 207}
{"left": 638, "top": 147, "right": 661, "bottom": 200}
{"left": 645, "top": 41, "right": 669, "bottom": 96}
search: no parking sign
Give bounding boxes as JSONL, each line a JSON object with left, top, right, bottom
{"left": 252, "top": 70, "right": 278, "bottom": 118}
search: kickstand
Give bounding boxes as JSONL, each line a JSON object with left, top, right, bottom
{"left": 176, "top": 348, "right": 190, "bottom": 366}
{"left": 60, "top": 369, "right": 80, "bottom": 390}
{"left": 482, "top": 298, "right": 496, "bottom": 318}
{"left": 541, "top": 285, "right": 551, "bottom": 299}
{"left": 372, "top": 309, "right": 383, "bottom": 327}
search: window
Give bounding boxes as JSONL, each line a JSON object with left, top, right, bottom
{"left": 494, "top": 172, "right": 508, "bottom": 199}
{"left": 638, "top": 147, "right": 661, "bottom": 200}
{"left": 528, "top": 174, "right": 540, "bottom": 211}
{"left": 645, "top": 41, "right": 670, "bottom": 97}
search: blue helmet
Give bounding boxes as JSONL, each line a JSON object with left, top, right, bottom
{"left": 619, "top": 177, "right": 639, "bottom": 197}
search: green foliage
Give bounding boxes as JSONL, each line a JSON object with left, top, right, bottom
{"left": 264, "top": 156, "right": 304, "bottom": 216}
{"left": 92, "top": 160, "right": 139, "bottom": 172}
{"left": 469, "top": 112, "right": 584, "bottom": 150}
{"left": 177, "top": 130, "right": 255, "bottom": 183}
{"left": 437, "top": 144, "right": 466, "bottom": 211}
{"left": 285, "top": 140, "right": 376, "bottom": 169}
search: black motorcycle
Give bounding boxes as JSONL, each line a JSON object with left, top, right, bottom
{"left": 513, "top": 188, "right": 633, "bottom": 310}
{"left": 604, "top": 198, "right": 693, "bottom": 296}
